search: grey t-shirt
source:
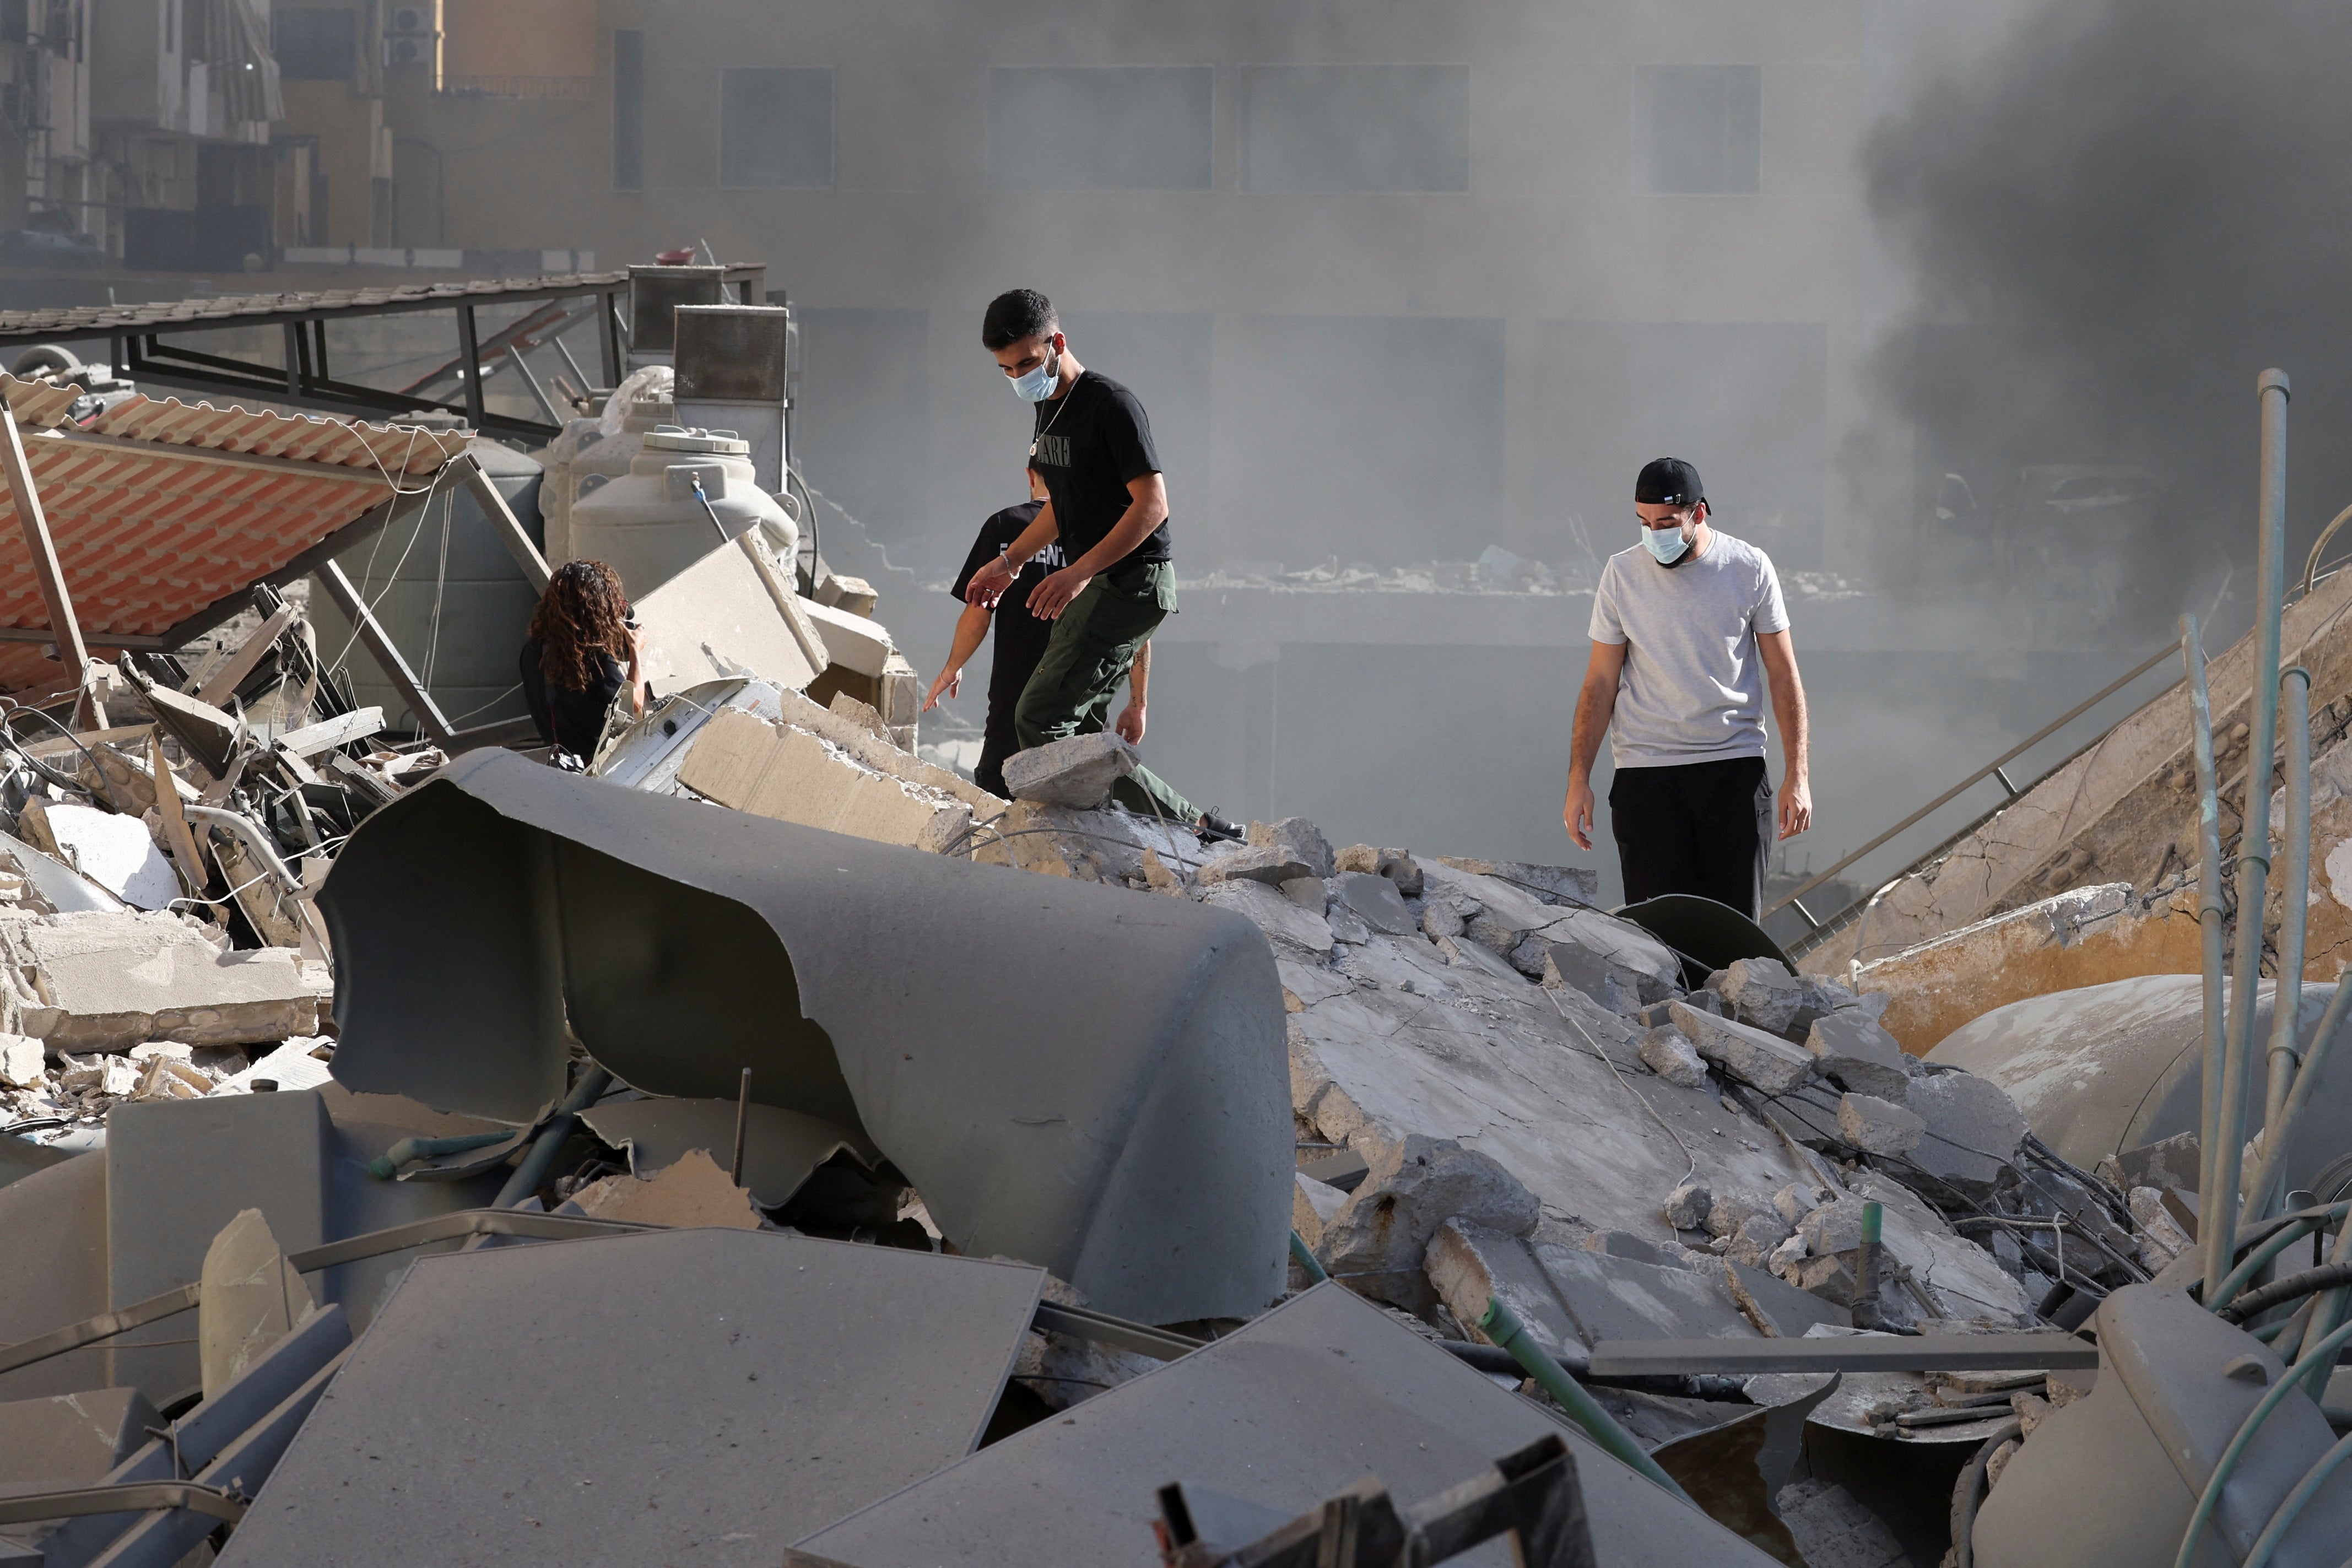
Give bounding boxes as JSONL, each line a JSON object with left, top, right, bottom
{"left": 1587, "top": 530, "right": 1789, "bottom": 768}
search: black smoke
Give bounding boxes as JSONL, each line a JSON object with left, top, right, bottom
{"left": 1863, "top": 0, "right": 2352, "bottom": 632}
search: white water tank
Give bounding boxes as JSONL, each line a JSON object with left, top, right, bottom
{"left": 538, "top": 369, "right": 674, "bottom": 566}
{"left": 568, "top": 426, "right": 799, "bottom": 597}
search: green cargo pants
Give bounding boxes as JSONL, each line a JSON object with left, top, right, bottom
{"left": 1013, "top": 559, "right": 1199, "bottom": 824}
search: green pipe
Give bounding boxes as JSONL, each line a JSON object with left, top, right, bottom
{"left": 1289, "top": 1231, "right": 1329, "bottom": 1286}
{"left": 2174, "top": 1317, "right": 2352, "bottom": 1568}
{"left": 1479, "top": 1295, "right": 1694, "bottom": 1506}
{"left": 1852, "top": 1201, "right": 1885, "bottom": 1327}
{"left": 369, "top": 1131, "right": 513, "bottom": 1181}
{"left": 2294, "top": 1212, "right": 2352, "bottom": 1369}
{"left": 2241, "top": 1428, "right": 2352, "bottom": 1568}
{"left": 2242, "top": 967, "right": 2352, "bottom": 1226}
{"left": 492, "top": 1064, "right": 612, "bottom": 1209}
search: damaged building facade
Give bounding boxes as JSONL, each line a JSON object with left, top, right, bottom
{"left": 0, "top": 262, "right": 2342, "bottom": 1568}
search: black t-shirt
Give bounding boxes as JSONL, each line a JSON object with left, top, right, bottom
{"left": 950, "top": 500, "right": 1063, "bottom": 710}
{"left": 1029, "top": 370, "right": 1172, "bottom": 567}
{"left": 520, "top": 636, "right": 627, "bottom": 758}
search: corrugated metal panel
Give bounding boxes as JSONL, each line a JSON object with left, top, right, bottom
{"left": 0, "top": 272, "right": 626, "bottom": 344}
{"left": 0, "top": 376, "right": 474, "bottom": 695}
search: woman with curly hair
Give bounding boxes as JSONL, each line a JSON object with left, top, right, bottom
{"left": 520, "top": 558, "right": 645, "bottom": 759}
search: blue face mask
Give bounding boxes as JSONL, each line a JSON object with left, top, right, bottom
{"left": 1642, "top": 522, "right": 1691, "bottom": 565}
{"left": 1008, "top": 344, "right": 1062, "bottom": 402}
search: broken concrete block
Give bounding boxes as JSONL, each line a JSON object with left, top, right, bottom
{"left": 0, "top": 909, "right": 317, "bottom": 1052}
{"left": 1248, "top": 817, "right": 1334, "bottom": 878}
{"left": 1324, "top": 903, "right": 1371, "bottom": 945}
{"left": 1331, "top": 870, "right": 1416, "bottom": 936}
{"left": 0, "top": 1034, "right": 41, "bottom": 1088}
{"left": 1338, "top": 844, "right": 1423, "bottom": 896}
{"left": 1798, "top": 1198, "right": 1867, "bottom": 1258}
{"left": 1772, "top": 1183, "right": 1825, "bottom": 1229}
{"left": 1902, "top": 1070, "right": 2028, "bottom": 1196}
{"left": 1638, "top": 1025, "right": 1708, "bottom": 1089}
{"left": 1710, "top": 957, "right": 1809, "bottom": 1035}
{"left": 1727, "top": 1260, "right": 1850, "bottom": 1337}
{"left": 1704, "top": 1188, "right": 1781, "bottom": 1242}
{"left": 676, "top": 706, "right": 975, "bottom": 854}
{"left": 2115, "top": 1132, "right": 2200, "bottom": 1195}
{"left": 1001, "top": 732, "right": 1139, "bottom": 808}
{"left": 1419, "top": 893, "right": 1474, "bottom": 939}
{"left": 1839, "top": 1093, "right": 1928, "bottom": 1156}
{"left": 1201, "top": 878, "right": 1335, "bottom": 958}
{"left": 1538, "top": 939, "right": 1651, "bottom": 1013}
{"left": 1293, "top": 1170, "right": 1347, "bottom": 1250}
{"left": 1279, "top": 875, "right": 1326, "bottom": 910}
{"left": 2128, "top": 1186, "right": 2194, "bottom": 1268}
{"left": 569, "top": 1148, "right": 764, "bottom": 1230}
{"left": 1197, "top": 845, "right": 1313, "bottom": 888}
{"left": 131, "top": 1051, "right": 208, "bottom": 1101}
{"left": 1316, "top": 1133, "right": 1540, "bottom": 1281}
{"left": 1805, "top": 1011, "right": 1915, "bottom": 1099}
{"left": 199, "top": 1207, "right": 315, "bottom": 1400}
{"left": 1724, "top": 1208, "right": 1797, "bottom": 1268}
{"left": 1669, "top": 1002, "right": 1819, "bottom": 1095}
{"left": 1776, "top": 1478, "right": 1910, "bottom": 1568}
{"left": 1435, "top": 932, "right": 1525, "bottom": 982}
{"left": 1137, "top": 848, "right": 1187, "bottom": 896}
{"left": 1425, "top": 1217, "right": 1585, "bottom": 1355}
{"left": 1664, "top": 1180, "right": 1712, "bottom": 1231}
{"left": 1431, "top": 857, "right": 1598, "bottom": 907}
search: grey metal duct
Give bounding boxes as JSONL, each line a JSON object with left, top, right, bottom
{"left": 316, "top": 749, "right": 1291, "bottom": 1323}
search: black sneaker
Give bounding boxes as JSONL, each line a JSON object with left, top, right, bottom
{"left": 1196, "top": 809, "right": 1245, "bottom": 844}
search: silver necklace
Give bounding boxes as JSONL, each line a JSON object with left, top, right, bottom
{"left": 1028, "top": 364, "right": 1076, "bottom": 459}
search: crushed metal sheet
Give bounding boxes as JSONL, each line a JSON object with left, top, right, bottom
{"left": 319, "top": 749, "right": 1290, "bottom": 1323}
{"left": 796, "top": 1282, "right": 1778, "bottom": 1568}
{"left": 217, "top": 1230, "right": 1045, "bottom": 1568}
{"left": 580, "top": 1096, "right": 880, "bottom": 1209}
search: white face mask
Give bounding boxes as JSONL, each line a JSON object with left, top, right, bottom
{"left": 1641, "top": 518, "right": 1693, "bottom": 564}
{"left": 1008, "top": 342, "right": 1062, "bottom": 402}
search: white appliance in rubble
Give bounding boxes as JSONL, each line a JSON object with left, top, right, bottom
{"left": 538, "top": 368, "right": 675, "bottom": 567}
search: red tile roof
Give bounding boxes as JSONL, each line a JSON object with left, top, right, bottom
{"left": 0, "top": 375, "right": 474, "bottom": 696}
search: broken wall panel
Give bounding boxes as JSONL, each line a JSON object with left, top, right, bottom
{"left": 217, "top": 1230, "right": 1045, "bottom": 1568}
{"left": 797, "top": 1283, "right": 1777, "bottom": 1568}
{"left": 319, "top": 749, "right": 1291, "bottom": 1323}
{"left": 0, "top": 1153, "right": 109, "bottom": 1402}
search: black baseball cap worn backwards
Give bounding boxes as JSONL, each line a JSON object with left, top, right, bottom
{"left": 1635, "top": 457, "right": 1705, "bottom": 507}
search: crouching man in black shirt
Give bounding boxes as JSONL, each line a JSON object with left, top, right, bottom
{"left": 926, "top": 466, "right": 1154, "bottom": 799}
{"left": 966, "top": 289, "right": 1237, "bottom": 839}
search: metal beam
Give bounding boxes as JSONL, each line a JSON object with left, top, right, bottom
{"left": 0, "top": 402, "right": 97, "bottom": 726}
{"left": 282, "top": 320, "right": 301, "bottom": 396}
{"left": 456, "top": 452, "right": 550, "bottom": 591}
{"left": 603, "top": 290, "right": 625, "bottom": 381}
{"left": 0, "top": 625, "right": 170, "bottom": 651}
{"left": 1585, "top": 1333, "right": 2097, "bottom": 1377}
{"left": 456, "top": 304, "right": 486, "bottom": 429}
{"left": 506, "top": 344, "right": 564, "bottom": 428}
{"left": 122, "top": 339, "right": 560, "bottom": 444}
{"left": 314, "top": 558, "right": 456, "bottom": 748}
{"left": 0, "top": 273, "right": 629, "bottom": 350}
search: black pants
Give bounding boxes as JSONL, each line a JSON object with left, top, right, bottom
{"left": 1609, "top": 755, "right": 1772, "bottom": 919}
{"left": 975, "top": 706, "right": 1019, "bottom": 799}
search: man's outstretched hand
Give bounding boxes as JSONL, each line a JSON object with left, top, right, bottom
{"left": 964, "top": 556, "right": 1014, "bottom": 610}
{"left": 1115, "top": 701, "right": 1147, "bottom": 744}
{"left": 1778, "top": 776, "right": 1813, "bottom": 840}
{"left": 923, "top": 667, "right": 959, "bottom": 712}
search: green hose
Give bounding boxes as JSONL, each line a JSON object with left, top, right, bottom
{"left": 492, "top": 1064, "right": 612, "bottom": 1209}
{"left": 2241, "top": 1428, "right": 2352, "bottom": 1568}
{"left": 368, "top": 1131, "right": 513, "bottom": 1181}
{"left": 1290, "top": 1231, "right": 1329, "bottom": 1285}
{"left": 2212, "top": 1214, "right": 2334, "bottom": 1311}
{"left": 2174, "top": 1317, "right": 2352, "bottom": 1568}
{"left": 1479, "top": 1295, "right": 1694, "bottom": 1506}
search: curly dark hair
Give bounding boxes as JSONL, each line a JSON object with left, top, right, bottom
{"left": 529, "top": 559, "right": 631, "bottom": 693}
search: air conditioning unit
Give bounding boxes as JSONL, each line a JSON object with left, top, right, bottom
{"left": 382, "top": 33, "right": 435, "bottom": 68}
{"left": 385, "top": 5, "right": 439, "bottom": 37}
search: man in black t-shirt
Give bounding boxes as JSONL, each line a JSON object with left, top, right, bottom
{"left": 968, "top": 289, "right": 1237, "bottom": 837}
{"left": 926, "top": 468, "right": 1155, "bottom": 799}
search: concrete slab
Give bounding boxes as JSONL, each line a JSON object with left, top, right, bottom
{"left": 0, "top": 1153, "right": 108, "bottom": 1402}
{"left": 105, "top": 1092, "right": 329, "bottom": 1403}
{"left": 796, "top": 1282, "right": 1777, "bottom": 1568}
{"left": 218, "top": 1230, "right": 1045, "bottom": 1568}
{"left": 1533, "top": 1245, "right": 1760, "bottom": 1348}
{"left": 0, "top": 910, "right": 317, "bottom": 1052}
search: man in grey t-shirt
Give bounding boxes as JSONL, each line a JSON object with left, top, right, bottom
{"left": 1561, "top": 458, "right": 1812, "bottom": 918}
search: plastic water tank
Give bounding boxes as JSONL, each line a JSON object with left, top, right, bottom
{"left": 310, "top": 436, "right": 547, "bottom": 734}
{"left": 567, "top": 426, "right": 797, "bottom": 597}
{"left": 538, "top": 368, "right": 674, "bottom": 566}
